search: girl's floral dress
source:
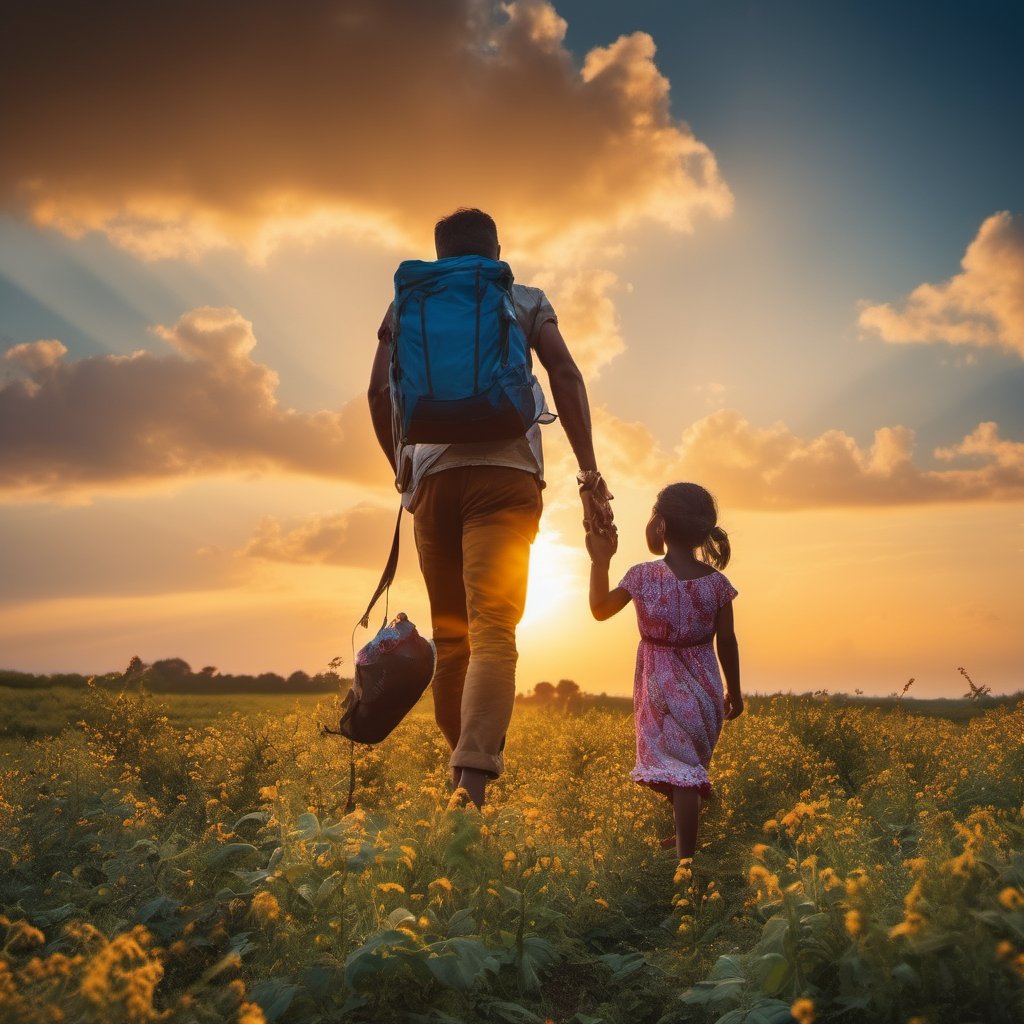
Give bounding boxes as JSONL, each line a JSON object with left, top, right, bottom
{"left": 618, "top": 560, "right": 737, "bottom": 797}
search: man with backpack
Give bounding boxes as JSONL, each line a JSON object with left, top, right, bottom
{"left": 367, "top": 208, "right": 615, "bottom": 808}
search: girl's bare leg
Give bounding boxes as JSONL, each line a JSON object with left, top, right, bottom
{"left": 672, "top": 787, "right": 701, "bottom": 859}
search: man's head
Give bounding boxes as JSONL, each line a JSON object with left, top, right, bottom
{"left": 434, "top": 208, "right": 500, "bottom": 260}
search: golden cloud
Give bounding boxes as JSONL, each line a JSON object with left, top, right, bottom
{"left": 859, "top": 212, "right": 1024, "bottom": 359}
{"left": 532, "top": 268, "right": 625, "bottom": 377}
{"left": 0, "top": 308, "right": 380, "bottom": 498}
{"left": 3, "top": 0, "right": 732, "bottom": 261}
{"left": 240, "top": 505, "right": 398, "bottom": 567}
{"left": 581, "top": 408, "right": 1024, "bottom": 510}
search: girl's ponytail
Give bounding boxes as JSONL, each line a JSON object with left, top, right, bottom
{"left": 701, "top": 525, "right": 731, "bottom": 570}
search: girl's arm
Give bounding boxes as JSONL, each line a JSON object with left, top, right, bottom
{"left": 588, "top": 532, "right": 631, "bottom": 620}
{"left": 715, "top": 601, "right": 743, "bottom": 719}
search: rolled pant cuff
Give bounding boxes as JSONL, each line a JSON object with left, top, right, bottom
{"left": 451, "top": 749, "right": 504, "bottom": 778}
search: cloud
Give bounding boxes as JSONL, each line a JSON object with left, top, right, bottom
{"left": 532, "top": 269, "right": 625, "bottom": 377}
{"left": 859, "top": 211, "right": 1024, "bottom": 359}
{"left": 2, "top": 0, "right": 732, "bottom": 261}
{"left": 0, "top": 308, "right": 382, "bottom": 498}
{"left": 240, "top": 505, "right": 398, "bottom": 567}
{"left": 580, "top": 409, "right": 1024, "bottom": 510}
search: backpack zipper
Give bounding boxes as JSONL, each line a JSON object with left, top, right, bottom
{"left": 419, "top": 294, "right": 433, "bottom": 396}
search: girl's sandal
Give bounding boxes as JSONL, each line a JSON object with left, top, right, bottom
{"left": 659, "top": 834, "right": 676, "bottom": 850}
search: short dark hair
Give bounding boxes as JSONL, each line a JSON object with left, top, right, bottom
{"left": 434, "top": 208, "right": 499, "bottom": 259}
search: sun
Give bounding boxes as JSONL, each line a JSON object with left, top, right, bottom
{"left": 520, "top": 529, "right": 583, "bottom": 628}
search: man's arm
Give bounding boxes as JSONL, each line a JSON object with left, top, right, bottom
{"left": 368, "top": 319, "right": 397, "bottom": 473}
{"left": 532, "top": 320, "right": 597, "bottom": 471}
{"left": 532, "top": 319, "right": 615, "bottom": 536}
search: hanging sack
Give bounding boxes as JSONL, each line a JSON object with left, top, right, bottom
{"left": 324, "top": 509, "right": 435, "bottom": 746}
{"left": 337, "top": 612, "right": 435, "bottom": 744}
{"left": 390, "top": 255, "right": 541, "bottom": 446}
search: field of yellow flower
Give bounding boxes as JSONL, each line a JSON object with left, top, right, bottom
{"left": 1, "top": 683, "right": 1021, "bottom": 1023}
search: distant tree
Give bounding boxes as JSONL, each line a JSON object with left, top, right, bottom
{"left": 556, "top": 678, "right": 581, "bottom": 712}
{"left": 123, "top": 655, "right": 147, "bottom": 678}
{"left": 257, "top": 672, "right": 286, "bottom": 689}
{"left": 151, "top": 658, "right": 192, "bottom": 679}
{"left": 199, "top": 665, "right": 218, "bottom": 677}
{"left": 533, "top": 681, "right": 555, "bottom": 704}
{"left": 287, "top": 670, "right": 312, "bottom": 688}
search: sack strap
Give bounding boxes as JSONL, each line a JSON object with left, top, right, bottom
{"left": 357, "top": 504, "right": 403, "bottom": 629}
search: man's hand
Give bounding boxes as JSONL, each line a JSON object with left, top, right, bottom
{"left": 579, "top": 471, "right": 615, "bottom": 539}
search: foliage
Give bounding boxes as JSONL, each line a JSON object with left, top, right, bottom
{"left": 0, "top": 688, "right": 1021, "bottom": 1022}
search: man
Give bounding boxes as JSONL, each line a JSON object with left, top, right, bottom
{"left": 368, "top": 208, "right": 614, "bottom": 807}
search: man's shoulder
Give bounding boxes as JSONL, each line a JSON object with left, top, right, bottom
{"left": 511, "top": 282, "right": 553, "bottom": 313}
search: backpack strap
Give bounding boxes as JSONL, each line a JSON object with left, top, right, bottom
{"left": 357, "top": 503, "right": 403, "bottom": 630}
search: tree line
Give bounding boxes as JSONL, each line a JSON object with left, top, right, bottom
{"left": 0, "top": 656, "right": 350, "bottom": 695}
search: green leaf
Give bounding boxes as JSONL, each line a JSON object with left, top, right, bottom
{"left": 681, "top": 979, "right": 744, "bottom": 1010}
{"left": 485, "top": 1000, "right": 543, "bottom": 1023}
{"left": 135, "top": 896, "right": 179, "bottom": 924}
{"left": 248, "top": 979, "right": 299, "bottom": 1023}
{"left": 571, "top": 1015, "right": 605, "bottom": 1024}
{"left": 206, "top": 842, "right": 259, "bottom": 867}
{"left": 293, "top": 812, "right": 320, "bottom": 840}
{"left": 344, "top": 929, "right": 418, "bottom": 990}
{"left": 753, "top": 953, "right": 790, "bottom": 996}
{"left": 743, "top": 998, "right": 795, "bottom": 1024}
{"left": 315, "top": 871, "right": 345, "bottom": 907}
{"left": 598, "top": 951, "right": 648, "bottom": 983}
{"left": 424, "top": 936, "right": 497, "bottom": 992}
{"left": 756, "top": 917, "right": 789, "bottom": 957}
{"left": 387, "top": 907, "right": 416, "bottom": 928}
{"left": 891, "top": 961, "right": 920, "bottom": 987}
{"left": 30, "top": 904, "right": 76, "bottom": 928}
{"left": 447, "top": 907, "right": 476, "bottom": 937}
{"left": 707, "top": 955, "right": 746, "bottom": 983}
{"left": 713, "top": 1011, "right": 746, "bottom": 1024}
{"left": 233, "top": 811, "right": 271, "bottom": 831}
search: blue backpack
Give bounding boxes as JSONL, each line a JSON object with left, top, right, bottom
{"left": 390, "top": 255, "right": 540, "bottom": 445}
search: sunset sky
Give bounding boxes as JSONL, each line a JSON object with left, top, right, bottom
{"left": 2, "top": 0, "right": 1022, "bottom": 697}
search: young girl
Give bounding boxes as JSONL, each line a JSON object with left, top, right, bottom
{"left": 587, "top": 482, "right": 742, "bottom": 860}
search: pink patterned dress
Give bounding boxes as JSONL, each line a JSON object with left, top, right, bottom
{"left": 618, "top": 560, "right": 737, "bottom": 798}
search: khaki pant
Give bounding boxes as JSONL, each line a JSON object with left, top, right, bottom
{"left": 413, "top": 466, "right": 542, "bottom": 777}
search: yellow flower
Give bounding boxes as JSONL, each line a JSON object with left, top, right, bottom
{"left": 428, "top": 877, "right": 453, "bottom": 894}
{"left": 844, "top": 910, "right": 863, "bottom": 937}
{"left": 238, "top": 1000, "right": 268, "bottom": 1024}
{"left": 790, "top": 998, "right": 815, "bottom": 1024}
{"left": 674, "top": 858, "right": 693, "bottom": 886}
{"left": 998, "top": 886, "right": 1024, "bottom": 910}
{"left": 258, "top": 785, "right": 278, "bottom": 802}
{"left": 251, "top": 890, "right": 281, "bottom": 925}
{"left": 594, "top": 898, "right": 609, "bottom": 909}
{"left": 376, "top": 882, "right": 405, "bottom": 895}
{"left": 888, "top": 912, "right": 926, "bottom": 939}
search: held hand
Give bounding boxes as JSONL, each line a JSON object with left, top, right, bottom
{"left": 724, "top": 692, "right": 744, "bottom": 721}
{"left": 586, "top": 525, "right": 618, "bottom": 565}
{"left": 579, "top": 471, "right": 615, "bottom": 538}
